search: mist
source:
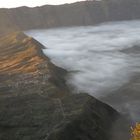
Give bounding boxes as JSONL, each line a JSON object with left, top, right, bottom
{"left": 26, "top": 20, "right": 140, "bottom": 121}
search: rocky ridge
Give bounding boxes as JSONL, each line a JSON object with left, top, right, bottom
{"left": 0, "top": 32, "right": 120, "bottom": 140}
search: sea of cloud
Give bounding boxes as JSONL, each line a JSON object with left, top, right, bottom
{"left": 26, "top": 20, "right": 140, "bottom": 97}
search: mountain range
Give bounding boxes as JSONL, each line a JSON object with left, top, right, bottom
{"left": 0, "top": 0, "right": 140, "bottom": 35}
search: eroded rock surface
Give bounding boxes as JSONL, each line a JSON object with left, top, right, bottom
{"left": 0, "top": 32, "right": 119, "bottom": 140}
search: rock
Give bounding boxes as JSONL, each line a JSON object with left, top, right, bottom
{"left": 0, "top": 93, "right": 119, "bottom": 140}
{"left": 0, "top": 32, "right": 119, "bottom": 140}
{"left": 121, "top": 45, "right": 140, "bottom": 54}
{"left": 47, "top": 93, "right": 119, "bottom": 140}
{"left": 0, "top": 31, "right": 69, "bottom": 97}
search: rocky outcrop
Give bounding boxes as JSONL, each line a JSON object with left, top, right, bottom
{"left": 0, "top": 31, "right": 68, "bottom": 97}
{"left": 0, "top": 32, "right": 119, "bottom": 140}
{"left": 0, "top": 0, "right": 140, "bottom": 34}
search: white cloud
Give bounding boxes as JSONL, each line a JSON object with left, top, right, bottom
{"left": 26, "top": 20, "right": 140, "bottom": 97}
{"left": 26, "top": 20, "right": 140, "bottom": 121}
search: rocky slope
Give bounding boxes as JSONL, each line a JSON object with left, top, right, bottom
{"left": 0, "top": 31, "right": 68, "bottom": 98}
{"left": 0, "top": 0, "right": 140, "bottom": 34}
{"left": 0, "top": 32, "right": 119, "bottom": 140}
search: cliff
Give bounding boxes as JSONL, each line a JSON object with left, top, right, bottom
{"left": 0, "top": 32, "right": 119, "bottom": 140}
{"left": 0, "top": 0, "right": 140, "bottom": 34}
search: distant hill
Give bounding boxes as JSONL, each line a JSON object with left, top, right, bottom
{"left": 0, "top": 0, "right": 140, "bottom": 34}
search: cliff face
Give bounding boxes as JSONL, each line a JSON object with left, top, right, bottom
{"left": 0, "top": 0, "right": 140, "bottom": 34}
{"left": 0, "top": 32, "right": 119, "bottom": 140}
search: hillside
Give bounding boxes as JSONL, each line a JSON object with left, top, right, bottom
{"left": 0, "top": 31, "right": 69, "bottom": 98}
{"left": 0, "top": 32, "right": 120, "bottom": 140}
{"left": 0, "top": 0, "right": 140, "bottom": 34}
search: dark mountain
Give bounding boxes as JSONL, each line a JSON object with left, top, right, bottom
{"left": 0, "top": 0, "right": 140, "bottom": 34}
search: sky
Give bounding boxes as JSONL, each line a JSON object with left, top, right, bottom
{"left": 0, "top": 0, "right": 86, "bottom": 8}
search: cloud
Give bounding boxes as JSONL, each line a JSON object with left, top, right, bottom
{"left": 26, "top": 20, "right": 140, "bottom": 97}
{"left": 26, "top": 20, "right": 140, "bottom": 121}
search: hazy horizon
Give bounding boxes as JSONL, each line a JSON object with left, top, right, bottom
{"left": 0, "top": 0, "right": 86, "bottom": 8}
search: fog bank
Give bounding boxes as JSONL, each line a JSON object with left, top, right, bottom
{"left": 26, "top": 20, "right": 140, "bottom": 121}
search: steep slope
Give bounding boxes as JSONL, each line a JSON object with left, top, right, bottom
{"left": 0, "top": 31, "right": 68, "bottom": 97}
{"left": 0, "top": 32, "right": 45, "bottom": 74}
{"left": 0, "top": 32, "right": 120, "bottom": 140}
{"left": 102, "top": 47, "right": 140, "bottom": 122}
{"left": 0, "top": 0, "right": 140, "bottom": 34}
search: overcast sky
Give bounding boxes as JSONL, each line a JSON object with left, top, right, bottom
{"left": 0, "top": 0, "right": 86, "bottom": 8}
